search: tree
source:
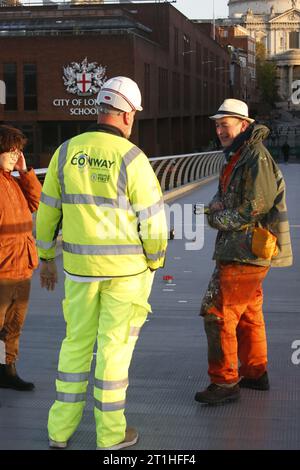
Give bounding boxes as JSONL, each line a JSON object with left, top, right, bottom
{"left": 256, "top": 42, "right": 279, "bottom": 108}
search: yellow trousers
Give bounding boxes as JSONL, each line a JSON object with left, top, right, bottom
{"left": 48, "top": 269, "right": 154, "bottom": 448}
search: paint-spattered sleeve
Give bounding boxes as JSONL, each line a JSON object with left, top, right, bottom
{"left": 208, "top": 155, "right": 278, "bottom": 232}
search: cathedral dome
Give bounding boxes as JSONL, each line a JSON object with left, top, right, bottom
{"left": 228, "top": 1, "right": 299, "bottom": 17}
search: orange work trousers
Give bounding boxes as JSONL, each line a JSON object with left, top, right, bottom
{"left": 201, "top": 263, "right": 269, "bottom": 385}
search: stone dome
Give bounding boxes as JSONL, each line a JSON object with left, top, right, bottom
{"left": 229, "top": 0, "right": 298, "bottom": 17}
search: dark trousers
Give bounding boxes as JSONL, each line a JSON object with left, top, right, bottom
{"left": 0, "top": 278, "right": 31, "bottom": 365}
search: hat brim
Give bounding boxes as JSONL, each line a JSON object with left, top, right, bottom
{"left": 209, "top": 113, "right": 254, "bottom": 123}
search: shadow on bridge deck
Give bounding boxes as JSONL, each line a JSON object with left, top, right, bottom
{"left": 0, "top": 164, "right": 299, "bottom": 451}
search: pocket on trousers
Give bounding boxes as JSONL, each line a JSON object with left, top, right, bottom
{"left": 125, "top": 269, "right": 153, "bottom": 343}
{"left": 125, "top": 303, "right": 149, "bottom": 344}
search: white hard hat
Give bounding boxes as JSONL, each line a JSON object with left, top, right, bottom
{"left": 96, "top": 76, "right": 143, "bottom": 112}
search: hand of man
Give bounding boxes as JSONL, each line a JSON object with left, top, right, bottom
{"left": 14, "top": 151, "right": 27, "bottom": 173}
{"left": 40, "top": 260, "right": 58, "bottom": 291}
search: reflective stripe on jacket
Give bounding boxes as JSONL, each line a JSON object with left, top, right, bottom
{"left": 36, "top": 128, "right": 168, "bottom": 277}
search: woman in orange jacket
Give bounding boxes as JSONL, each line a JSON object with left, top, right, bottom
{"left": 0, "top": 125, "right": 42, "bottom": 391}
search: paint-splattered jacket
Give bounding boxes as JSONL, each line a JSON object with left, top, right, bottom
{"left": 207, "top": 124, "right": 293, "bottom": 267}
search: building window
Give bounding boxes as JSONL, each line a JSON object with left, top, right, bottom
{"left": 184, "top": 75, "right": 190, "bottom": 110}
{"left": 222, "top": 60, "right": 226, "bottom": 83}
{"left": 210, "top": 83, "right": 216, "bottom": 112}
{"left": 183, "top": 33, "right": 191, "bottom": 70}
{"left": 203, "top": 81, "right": 208, "bottom": 113}
{"left": 289, "top": 31, "right": 300, "bottom": 49}
{"left": 20, "top": 124, "right": 35, "bottom": 166}
{"left": 196, "top": 78, "right": 202, "bottom": 110}
{"left": 23, "top": 63, "right": 37, "bottom": 111}
{"left": 172, "top": 71, "right": 180, "bottom": 110}
{"left": 158, "top": 67, "right": 168, "bottom": 111}
{"left": 174, "top": 27, "right": 179, "bottom": 66}
{"left": 144, "top": 63, "right": 150, "bottom": 111}
{"left": 3, "top": 63, "right": 17, "bottom": 111}
{"left": 215, "top": 56, "right": 220, "bottom": 81}
{"left": 40, "top": 122, "right": 59, "bottom": 154}
{"left": 210, "top": 53, "right": 215, "bottom": 78}
{"left": 61, "top": 121, "right": 79, "bottom": 142}
{"left": 196, "top": 42, "right": 202, "bottom": 75}
{"left": 203, "top": 48, "right": 208, "bottom": 76}
{"left": 280, "top": 37, "right": 284, "bottom": 49}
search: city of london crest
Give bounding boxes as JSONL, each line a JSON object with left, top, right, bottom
{"left": 63, "top": 57, "right": 107, "bottom": 96}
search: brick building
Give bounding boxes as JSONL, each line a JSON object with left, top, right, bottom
{"left": 0, "top": 1, "right": 231, "bottom": 166}
{"left": 215, "top": 25, "right": 256, "bottom": 104}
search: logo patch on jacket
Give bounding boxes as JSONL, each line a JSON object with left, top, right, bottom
{"left": 71, "top": 152, "right": 115, "bottom": 170}
{"left": 91, "top": 173, "right": 110, "bottom": 183}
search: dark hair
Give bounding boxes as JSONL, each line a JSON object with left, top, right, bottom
{"left": 0, "top": 125, "right": 27, "bottom": 153}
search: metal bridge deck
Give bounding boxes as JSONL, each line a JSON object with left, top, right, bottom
{"left": 0, "top": 164, "right": 299, "bottom": 451}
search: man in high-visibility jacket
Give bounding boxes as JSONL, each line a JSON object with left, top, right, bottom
{"left": 36, "top": 76, "right": 168, "bottom": 450}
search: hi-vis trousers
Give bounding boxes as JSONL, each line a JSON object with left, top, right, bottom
{"left": 48, "top": 269, "right": 154, "bottom": 448}
{"left": 201, "top": 263, "right": 269, "bottom": 385}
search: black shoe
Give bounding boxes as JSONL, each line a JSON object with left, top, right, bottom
{"left": 0, "top": 363, "right": 35, "bottom": 391}
{"left": 194, "top": 383, "right": 240, "bottom": 405}
{"left": 239, "top": 371, "right": 269, "bottom": 391}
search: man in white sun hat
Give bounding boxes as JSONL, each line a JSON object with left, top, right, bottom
{"left": 36, "top": 76, "right": 168, "bottom": 449}
{"left": 195, "top": 99, "right": 293, "bottom": 406}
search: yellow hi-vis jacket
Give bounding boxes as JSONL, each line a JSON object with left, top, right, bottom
{"left": 36, "top": 127, "right": 168, "bottom": 277}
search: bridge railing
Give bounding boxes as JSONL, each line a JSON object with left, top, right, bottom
{"left": 28, "top": 151, "right": 224, "bottom": 191}
{"left": 149, "top": 151, "right": 223, "bottom": 192}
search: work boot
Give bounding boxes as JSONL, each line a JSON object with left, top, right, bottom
{"left": 97, "top": 427, "right": 139, "bottom": 450}
{"left": 239, "top": 371, "right": 270, "bottom": 391}
{"left": 0, "top": 363, "right": 35, "bottom": 391}
{"left": 194, "top": 383, "right": 240, "bottom": 405}
{"left": 49, "top": 438, "right": 68, "bottom": 449}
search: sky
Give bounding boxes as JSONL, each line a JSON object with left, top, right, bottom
{"left": 172, "top": 0, "right": 229, "bottom": 19}
{"left": 20, "top": 1, "right": 229, "bottom": 19}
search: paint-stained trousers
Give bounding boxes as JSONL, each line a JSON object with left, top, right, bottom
{"left": 201, "top": 263, "right": 269, "bottom": 385}
{"left": 48, "top": 269, "right": 154, "bottom": 448}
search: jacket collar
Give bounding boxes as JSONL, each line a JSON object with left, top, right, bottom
{"left": 223, "top": 123, "right": 270, "bottom": 162}
{"left": 0, "top": 168, "right": 12, "bottom": 178}
{"left": 223, "top": 124, "right": 254, "bottom": 161}
{"left": 86, "top": 123, "right": 125, "bottom": 138}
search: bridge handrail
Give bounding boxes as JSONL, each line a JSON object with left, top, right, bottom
{"left": 14, "top": 150, "right": 224, "bottom": 193}
{"left": 149, "top": 151, "right": 224, "bottom": 192}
